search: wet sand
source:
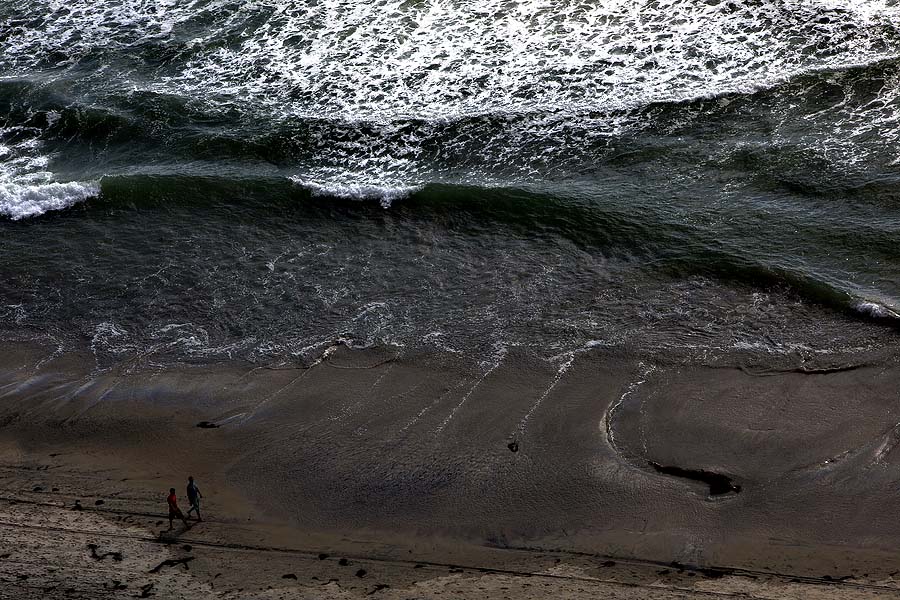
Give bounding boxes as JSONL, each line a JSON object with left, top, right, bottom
{"left": 1, "top": 340, "right": 900, "bottom": 598}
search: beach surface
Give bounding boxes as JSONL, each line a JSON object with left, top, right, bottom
{"left": 2, "top": 340, "right": 900, "bottom": 598}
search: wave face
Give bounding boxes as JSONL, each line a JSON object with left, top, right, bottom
{"left": 1, "top": 0, "right": 900, "bottom": 364}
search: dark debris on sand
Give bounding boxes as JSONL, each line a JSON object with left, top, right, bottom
{"left": 149, "top": 557, "right": 195, "bottom": 573}
{"left": 87, "top": 544, "right": 123, "bottom": 562}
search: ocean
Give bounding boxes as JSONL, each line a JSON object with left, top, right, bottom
{"left": 2, "top": 0, "right": 899, "bottom": 370}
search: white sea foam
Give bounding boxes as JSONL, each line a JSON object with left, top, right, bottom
{"left": 160, "top": 0, "right": 900, "bottom": 122}
{"left": 3, "top": 0, "right": 899, "bottom": 196}
{"left": 290, "top": 177, "right": 422, "bottom": 207}
{"left": 90, "top": 321, "right": 133, "bottom": 357}
{"left": 0, "top": 0, "right": 191, "bottom": 75}
{"left": 855, "top": 300, "right": 900, "bottom": 319}
{"left": 0, "top": 125, "right": 99, "bottom": 219}
{"left": 0, "top": 180, "right": 98, "bottom": 220}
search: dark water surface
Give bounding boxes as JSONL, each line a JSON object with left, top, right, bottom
{"left": 2, "top": 0, "right": 900, "bottom": 368}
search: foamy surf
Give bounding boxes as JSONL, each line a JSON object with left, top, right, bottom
{"left": 0, "top": 180, "right": 99, "bottom": 220}
{"left": 290, "top": 177, "right": 422, "bottom": 207}
{"left": 0, "top": 126, "right": 99, "bottom": 220}
{"left": 4, "top": 0, "right": 899, "bottom": 196}
{"left": 855, "top": 301, "right": 900, "bottom": 320}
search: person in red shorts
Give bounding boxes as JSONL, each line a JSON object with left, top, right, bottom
{"left": 167, "top": 487, "right": 189, "bottom": 530}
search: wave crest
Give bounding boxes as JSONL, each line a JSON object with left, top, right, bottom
{"left": 855, "top": 301, "right": 900, "bottom": 320}
{"left": 290, "top": 177, "right": 421, "bottom": 207}
{"left": 0, "top": 180, "right": 98, "bottom": 220}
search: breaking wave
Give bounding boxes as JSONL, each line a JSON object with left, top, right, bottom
{"left": 0, "top": 179, "right": 98, "bottom": 220}
{"left": 0, "top": 127, "right": 98, "bottom": 219}
{"left": 290, "top": 177, "right": 422, "bottom": 207}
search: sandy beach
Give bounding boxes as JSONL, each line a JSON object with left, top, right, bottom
{"left": 1, "top": 340, "right": 900, "bottom": 598}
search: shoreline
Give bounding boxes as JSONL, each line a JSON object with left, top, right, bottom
{"left": 1, "top": 340, "right": 900, "bottom": 597}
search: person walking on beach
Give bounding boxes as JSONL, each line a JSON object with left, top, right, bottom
{"left": 186, "top": 476, "right": 203, "bottom": 522}
{"left": 167, "top": 487, "right": 189, "bottom": 530}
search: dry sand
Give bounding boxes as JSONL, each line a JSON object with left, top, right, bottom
{"left": 1, "top": 340, "right": 900, "bottom": 598}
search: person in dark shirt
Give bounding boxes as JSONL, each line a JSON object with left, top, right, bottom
{"left": 186, "top": 476, "right": 203, "bottom": 522}
{"left": 167, "top": 487, "right": 189, "bottom": 530}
